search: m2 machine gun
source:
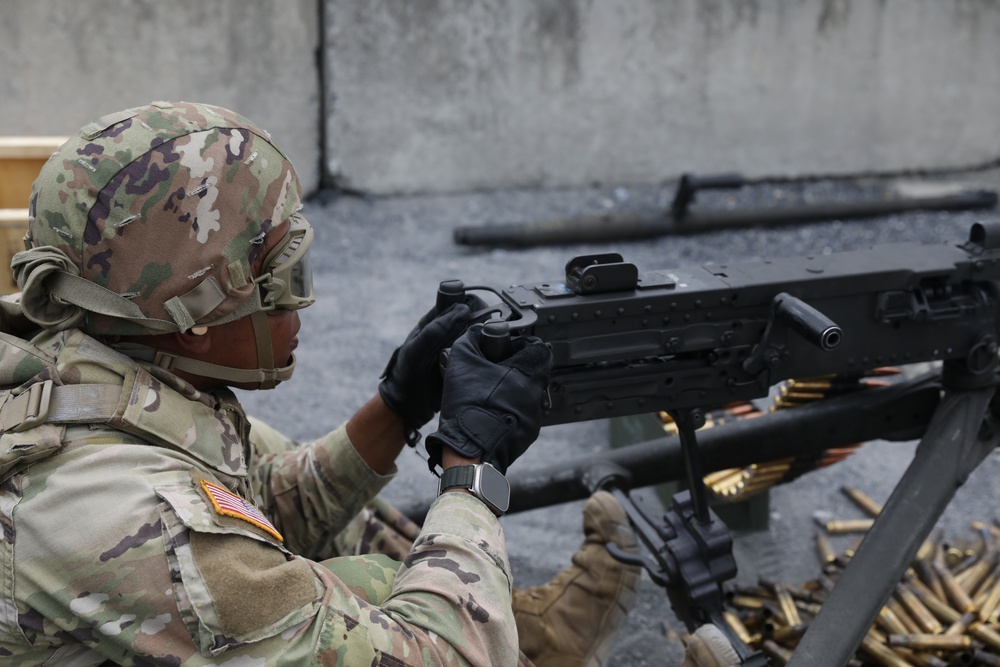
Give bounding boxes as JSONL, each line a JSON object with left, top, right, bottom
{"left": 435, "top": 222, "right": 1000, "bottom": 666}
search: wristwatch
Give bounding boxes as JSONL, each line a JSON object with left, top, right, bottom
{"left": 438, "top": 463, "right": 510, "bottom": 516}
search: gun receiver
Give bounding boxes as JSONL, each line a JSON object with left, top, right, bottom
{"left": 429, "top": 222, "right": 1000, "bottom": 664}
{"left": 454, "top": 221, "right": 1000, "bottom": 426}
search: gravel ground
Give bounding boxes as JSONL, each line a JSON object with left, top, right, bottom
{"left": 238, "top": 166, "right": 1000, "bottom": 665}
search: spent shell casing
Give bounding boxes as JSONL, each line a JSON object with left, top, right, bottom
{"left": 972, "top": 562, "right": 1000, "bottom": 600}
{"left": 825, "top": 519, "right": 875, "bottom": 534}
{"left": 723, "top": 610, "right": 753, "bottom": 645}
{"left": 913, "top": 559, "right": 948, "bottom": 604}
{"left": 943, "top": 610, "right": 978, "bottom": 636}
{"left": 876, "top": 605, "right": 912, "bottom": 636}
{"left": 933, "top": 560, "right": 977, "bottom": 613}
{"left": 761, "top": 639, "right": 793, "bottom": 666}
{"left": 768, "top": 623, "right": 808, "bottom": 643}
{"left": 841, "top": 486, "right": 883, "bottom": 518}
{"left": 816, "top": 531, "right": 837, "bottom": 565}
{"left": 729, "top": 594, "right": 767, "bottom": 611}
{"left": 894, "top": 585, "right": 943, "bottom": 634}
{"left": 903, "top": 581, "right": 962, "bottom": 625}
{"left": 973, "top": 649, "right": 1000, "bottom": 667}
{"left": 886, "top": 633, "right": 972, "bottom": 651}
{"left": 860, "top": 634, "right": 915, "bottom": 667}
{"left": 979, "top": 575, "right": 1000, "bottom": 621}
{"left": 794, "top": 599, "right": 824, "bottom": 617}
{"left": 957, "top": 552, "right": 997, "bottom": 594}
{"left": 971, "top": 622, "right": 1000, "bottom": 652}
{"left": 774, "top": 584, "right": 802, "bottom": 627}
{"left": 886, "top": 598, "right": 922, "bottom": 635}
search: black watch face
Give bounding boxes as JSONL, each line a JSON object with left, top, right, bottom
{"left": 476, "top": 464, "right": 510, "bottom": 514}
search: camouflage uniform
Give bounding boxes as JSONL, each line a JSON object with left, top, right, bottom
{"left": 0, "top": 324, "right": 520, "bottom": 665}
{"left": 0, "top": 101, "right": 525, "bottom": 666}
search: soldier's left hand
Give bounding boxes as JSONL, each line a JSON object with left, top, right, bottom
{"left": 378, "top": 298, "right": 482, "bottom": 441}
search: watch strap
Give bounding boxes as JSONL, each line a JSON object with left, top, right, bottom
{"left": 439, "top": 465, "right": 477, "bottom": 493}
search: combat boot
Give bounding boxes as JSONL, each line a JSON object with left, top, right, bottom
{"left": 513, "top": 491, "right": 640, "bottom": 667}
{"left": 681, "top": 624, "right": 741, "bottom": 667}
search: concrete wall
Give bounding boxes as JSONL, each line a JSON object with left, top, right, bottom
{"left": 1, "top": 0, "right": 322, "bottom": 195}
{"left": 327, "top": 0, "right": 1000, "bottom": 195}
{"left": 3, "top": 0, "right": 999, "bottom": 198}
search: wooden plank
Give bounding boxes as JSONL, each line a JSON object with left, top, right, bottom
{"left": 0, "top": 209, "right": 28, "bottom": 294}
{"left": 0, "top": 137, "right": 67, "bottom": 159}
{"left": 0, "top": 137, "right": 68, "bottom": 209}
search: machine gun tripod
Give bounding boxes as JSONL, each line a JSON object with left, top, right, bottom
{"left": 576, "top": 360, "right": 1000, "bottom": 666}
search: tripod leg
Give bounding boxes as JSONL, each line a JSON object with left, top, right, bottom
{"left": 788, "top": 386, "right": 998, "bottom": 667}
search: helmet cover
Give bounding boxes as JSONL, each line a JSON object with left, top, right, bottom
{"left": 18, "top": 101, "right": 303, "bottom": 335}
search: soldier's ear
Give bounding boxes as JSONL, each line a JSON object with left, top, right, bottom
{"left": 172, "top": 327, "right": 213, "bottom": 355}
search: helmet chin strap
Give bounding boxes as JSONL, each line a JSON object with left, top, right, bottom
{"left": 114, "top": 311, "right": 296, "bottom": 390}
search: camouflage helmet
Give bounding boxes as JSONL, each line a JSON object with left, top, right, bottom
{"left": 14, "top": 101, "right": 307, "bottom": 336}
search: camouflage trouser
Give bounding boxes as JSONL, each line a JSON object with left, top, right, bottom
{"left": 331, "top": 495, "right": 420, "bottom": 561}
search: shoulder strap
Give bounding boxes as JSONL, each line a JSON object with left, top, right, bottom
{"left": 0, "top": 381, "right": 123, "bottom": 433}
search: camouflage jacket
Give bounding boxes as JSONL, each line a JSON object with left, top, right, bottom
{"left": 0, "top": 328, "right": 518, "bottom": 666}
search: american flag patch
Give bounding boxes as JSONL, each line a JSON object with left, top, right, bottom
{"left": 200, "top": 480, "right": 284, "bottom": 542}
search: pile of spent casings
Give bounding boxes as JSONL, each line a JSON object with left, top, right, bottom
{"left": 723, "top": 486, "right": 1000, "bottom": 666}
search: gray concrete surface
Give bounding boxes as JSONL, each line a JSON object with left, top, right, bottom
{"left": 238, "top": 167, "right": 1000, "bottom": 664}
{"left": 4, "top": 1, "right": 1000, "bottom": 199}
{"left": 326, "top": 0, "right": 1000, "bottom": 195}
{"left": 1, "top": 0, "right": 322, "bottom": 193}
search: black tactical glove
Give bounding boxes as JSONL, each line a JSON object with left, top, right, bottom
{"left": 378, "top": 302, "right": 476, "bottom": 443}
{"left": 425, "top": 324, "right": 553, "bottom": 474}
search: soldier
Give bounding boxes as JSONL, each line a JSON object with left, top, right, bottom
{"left": 0, "top": 101, "right": 646, "bottom": 666}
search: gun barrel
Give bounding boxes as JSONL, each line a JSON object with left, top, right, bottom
{"left": 453, "top": 190, "right": 998, "bottom": 247}
{"left": 400, "top": 373, "right": 941, "bottom": 522}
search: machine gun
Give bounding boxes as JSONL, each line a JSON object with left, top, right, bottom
{"left": 423, "top": 221, "right": 1000, "bottom": 665}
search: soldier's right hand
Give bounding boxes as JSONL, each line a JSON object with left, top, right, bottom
{"left": 425, "top": 324, "right": 553, "bottom": 474}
